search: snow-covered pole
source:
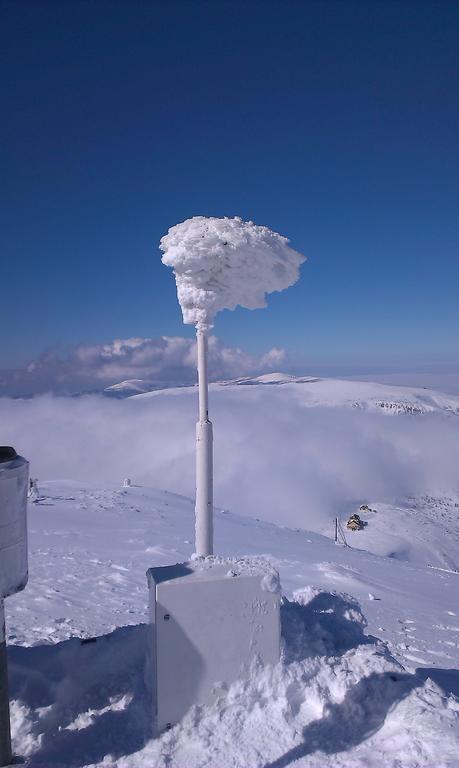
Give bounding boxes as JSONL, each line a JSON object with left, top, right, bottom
{"left": 0, "top": 600, "right": 12, "bottom": 767}
{"left": 160, "top": 216, "right": 306, "bottom": 557}
{"left": 197, "top": 328, "right": 209, "bottom": 422}
{"left": 195, "top": 328, "right": 213, "bottom": 556}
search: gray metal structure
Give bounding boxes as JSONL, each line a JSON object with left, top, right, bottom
{"left": 0, "top": 448, "right": 29, "bottom": 766}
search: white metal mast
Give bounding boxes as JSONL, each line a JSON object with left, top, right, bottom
{"left": 196, "top": 328, "right": 214, "bottom": 557}
{"left": 195, "top": 328, "right": 213, "bottom": 556}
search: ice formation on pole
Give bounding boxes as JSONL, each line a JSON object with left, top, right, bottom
{"left": 160, "top": 216, "right": 306, "bottom": 330}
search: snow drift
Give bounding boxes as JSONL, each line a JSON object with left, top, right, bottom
{"left": 160, "top": 216, "right": 306, "bottom": 329}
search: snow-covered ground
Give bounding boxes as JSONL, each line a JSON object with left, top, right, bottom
{"left": 2, "top": 375, "right": 459, "bottom": 766}
{"left": 6, "top": 482, "right": 459, "bottom": 767}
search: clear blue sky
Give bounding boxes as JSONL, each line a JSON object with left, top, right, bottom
{"left": 2, "top": 0, "right": 458, "bottom": 372}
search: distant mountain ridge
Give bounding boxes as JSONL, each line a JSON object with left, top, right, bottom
{"left": 103, "top": 378, "right": 189, "bottom": 398}
{"left": 124, "top": 372, "right": 459, "bottom": 417}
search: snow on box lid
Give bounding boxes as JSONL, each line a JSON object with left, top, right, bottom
{"left": 160, "top": 216, "right": 306, "bottom": 330}
{"left": 147, "top": 555, "right": 281, "bottom": 594}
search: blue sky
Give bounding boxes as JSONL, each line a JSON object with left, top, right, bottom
{"left": 2, "top": 0, "right": 458, "bottom": 375}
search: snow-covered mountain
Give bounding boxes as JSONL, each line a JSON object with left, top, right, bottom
{"left": 103, "top": 379, "right": 189, "bottom": 398}
{"left": 101, "top": 373, "right": 310, "bottom": 398}
{"left": 104, "top": 379, "right": 158, "bottom": 397}
{"left": 106, "top": 371, "right": 459, "bottom": 416}
{"left": 217, "top": 373, "right": 459, "bottom": 415}
{"left": 217, "top": 372, "right": 319, "bottom": 385}
{"left": 7, "top": 481, "right": 459, "bottom": 767}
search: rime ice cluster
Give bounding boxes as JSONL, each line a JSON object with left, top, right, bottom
{"left": 160, "top": 216, "right": 306, "bottom": 330}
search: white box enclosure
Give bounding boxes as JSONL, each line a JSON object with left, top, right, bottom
{"left": 0, "top": 448, "right": 29, "bottom": 598}
{"left": 147, "top": 557, "right": 281, "bottom": 732}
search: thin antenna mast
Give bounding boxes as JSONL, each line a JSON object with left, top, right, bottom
{"left": 195, "top": 328, "right": 213, "bottom": 556}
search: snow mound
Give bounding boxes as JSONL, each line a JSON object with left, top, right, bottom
{"left": 9, "top": 589, "right": 459, "bottom": 768}
{"left": 160, "top": 216, "right": 306, "bottom": 329}
{"left": 190, "top": 554, "right": 282, "bottom": 593}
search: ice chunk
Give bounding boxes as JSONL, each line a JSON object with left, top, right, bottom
{"left": 160, "top": 216, "right": 306, "bottom": 330}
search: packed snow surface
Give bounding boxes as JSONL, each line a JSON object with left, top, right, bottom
{"left": 160, "top": 216, "right": 306, "bottom": 329}
{"left": 7, "top": 482, "right": 459, "bottom": 767}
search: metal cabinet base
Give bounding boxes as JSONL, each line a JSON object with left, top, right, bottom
{"left": 147, "top": 557, "right": 280, "bottom": 733}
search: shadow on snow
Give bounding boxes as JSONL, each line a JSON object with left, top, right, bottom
{"left": 262, "top": 670, "right": 422, "bottom": 768}
{"left": 9, "top": 624, "right": 151, "bottom": 767}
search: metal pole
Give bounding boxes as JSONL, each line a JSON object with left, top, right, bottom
{"left": 195, "top": 328, "right": 213, "bottom": 556}
{"left": 0, "top": 600, "right": 12, "bottom": 767}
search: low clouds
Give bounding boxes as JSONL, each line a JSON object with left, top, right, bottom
{"left": 0, "top": 337, "right": 287, "bottom": 396}
{"left": 1, "top": 385, "right": 458, "bottom": 532}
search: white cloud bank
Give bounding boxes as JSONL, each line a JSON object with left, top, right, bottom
{"left": 1, "top": 383, "right": 458, "bottom": 531}
{"left": 0, "top": 337, "right": 287, "bottom": 396}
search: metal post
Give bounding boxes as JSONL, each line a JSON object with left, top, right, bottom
{"left": 334, "top": 517, "right": 338, "bottom": 543}
{"left": 195, "top": 329, "right": 213, "bottom": 556}
{"left": 0, "top": 600, "right": 12, "bottom": 767}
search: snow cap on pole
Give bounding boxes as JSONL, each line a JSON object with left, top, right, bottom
{"left": 160, "top": 216, "right": 306, "bottom": 331}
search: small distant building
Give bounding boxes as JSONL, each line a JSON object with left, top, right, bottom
{"left": 347, "top": 513, "right": 365, "bottom": 531}
{"left": 359, "top": 504, "right": 376, "bottom": 513}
